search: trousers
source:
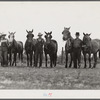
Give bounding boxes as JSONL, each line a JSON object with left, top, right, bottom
{"left": 1, "top": 51, "right": 8, "bottom": 66}
{"left": 73, "top": 48, "right": 81, "bottom": 68}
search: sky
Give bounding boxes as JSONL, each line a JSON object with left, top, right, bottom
{"left": 0, "top": 1, "right": 100, "bottom": 55}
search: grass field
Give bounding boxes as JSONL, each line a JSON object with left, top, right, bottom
{"left": 0, "top": 62, "right": 100, "bottom": 89}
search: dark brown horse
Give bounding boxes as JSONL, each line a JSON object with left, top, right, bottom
{"left": 62, "top": 27, "right": 74, "bottom": 68}
{"left": 8, "top": 32, "right": 23, "bottom": 66}
{"left": 44, "top": 31, "right": 58, "bottom": 68}
{"left": 82, "top": 33, "right": 100, "bottom": 68}
{"left": 25, "top": 29, "right": 36, "bottom": 66}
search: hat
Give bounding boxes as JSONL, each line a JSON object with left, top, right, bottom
{"left": 1, "top": 34, "right": 6, "bottom": 37}
{"left": 75, "top": 32, "right": 80, "bottom": 36}
{"left": 0, "top": 33, "right": 6, "bottom": 37}
{"left": 38, "top": 33, "right": 43, "bottom": 36}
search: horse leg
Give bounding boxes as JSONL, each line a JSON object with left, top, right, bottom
{"left": 52, "top": 54, "right": 54, "bottom": 67}
{"left": 69, "top": 53, "right": 72, "bottom": 68}
{"left": 33, "top": 52, "right": 36, "bottom": 67}
{"left": 27, "top": 53, "right": 29, "bottom": 66}
{"left": 54, "top": 53, "right": 57, "bottom": 67}
{"left": 14, "top": 53, "right": 17, "bottom": 66}
{"left": 21, "top": 52, "right": 23, "bottom": 65}
{"left": 30, "top": 53, "right": 33, "bottom": 67}
{"left": 65, "top": 53, "right": 68, "bottom": 68}
{"left": 83, "top": 53, "right": 87, "bottom": 68}
{"left": 50, "top": 55, "right": 53, "bottom": 68}
{"left": 88, "top": 53, "right": 91, "bottom": 68}
{"left": 9, "top": 53, "right": 12, "bottom": 66}
{"left": 93, "top": 53, "right": 97, "bottom": 68}
{"left": 45, "top": 53, "right": 47, "bottom": 67}
{"left": 12, "top": 53, "right": 14, "bottom": 66}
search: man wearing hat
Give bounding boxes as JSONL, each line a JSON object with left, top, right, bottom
{"left": 72, "top": 32, "right": 82, "bottom": 68}
{"left": 35, "top": 32, "right": 45, "bottom": 67}
{"left": 0, "top": 33, "right": 9, "bottom": 66}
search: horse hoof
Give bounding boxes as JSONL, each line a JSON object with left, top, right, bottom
{"left": 74, "top": 67, "right": 77, "bottom": 69}
{"left": 65, "top": 66, "right": 67, "bottom": 68}
{"left": 69, "top": 66, "right": 71, "bottom": 68}
{"left": 93, "top": 66, "right": 96, "bottom": 68}
{"left": 84, "top": 66, "right": 86, "bottom": 68}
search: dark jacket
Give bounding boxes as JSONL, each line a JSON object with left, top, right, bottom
{"left": 72, "top": 38, "right": 82, "bottom": 49}
{"left": 1, "top": 39, "right": 9, "bottom": 51}
{"left": 36, "top": 38, "right": 44, "bottom": 53}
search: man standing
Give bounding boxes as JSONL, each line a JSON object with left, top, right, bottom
{"left": 0, "top": 33, "right": 9, "bottom": 66}
{"left": 72, "top": 32, "right": 82, "bottom": 68}
{"left": 35, "top": 33, "right": 45, "bottom": 67}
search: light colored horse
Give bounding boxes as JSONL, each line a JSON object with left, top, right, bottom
{"left": 8, "top": 32, "right": 23, "bottom": 66}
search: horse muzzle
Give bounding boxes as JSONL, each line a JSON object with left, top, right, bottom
{"left": 63, "top": 37, "right": 67, "bottom": 41}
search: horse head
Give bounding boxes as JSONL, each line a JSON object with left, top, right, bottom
{"left": 44, "top": 31, "right": 52, "bottom": 44}
{"left": 8, "top": 32, "right": 16, "bottom": 47}
{"left": 26, "top": 29, "right": 34, "bottom": 42}
{"left": 62, "top": 27, "right": 71, "bottom": 41}
{"left": 83, "top": 32, "right": 91, "bottom": 48}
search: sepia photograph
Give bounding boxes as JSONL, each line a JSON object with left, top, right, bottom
{"left": 0, "top": 1, "right": 100, "bottom": 98}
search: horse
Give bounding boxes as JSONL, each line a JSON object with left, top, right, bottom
{"left": 24, "top": 29, "right": 37, "bottom": 67}
{"left": 8, "top": 32, "right": 23, "bottom": 66}
{"left": 62, "top": 27, "right": 74, "bottom": 68}
{"left": 44, "top": 31, "right": 58, "bottom": 68}
{"left": 82, "top": 33, "right": 100, "bottom": 68}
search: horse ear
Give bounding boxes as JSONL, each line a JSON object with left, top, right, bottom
{"left": 44, "top": 31, "right": 47, "bottom": 34}
{"left": 32, "top": 29, "right": 33, "bottom": 33}
{"left": 26, "top": 30, "right": 29, "bottom": 33}
{"left": 89, "top": 33, "right": 91, "bottom": 36}
{"left": 83, "top": 33, "right": 85, "bottom": 36}
{"left": 14, "top": 32, "right": 16, "bottom": 34}
{"left": 64, "top": 27, "right": 66, "bottom": 30}
{"left": 50, "top": 31, "right": 52, "bottom": 34}
{"left": 68, "top": 27, "right": 71, "bottom": 30}
{"left": 8, "top": 31, "right": 11, "bottom": 34}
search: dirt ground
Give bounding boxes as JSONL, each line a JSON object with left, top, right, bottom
{"left": 0, "top": 62, "right": 100, "bottom": 89}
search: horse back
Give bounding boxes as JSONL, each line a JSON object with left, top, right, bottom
{"left": 91, "top": 39, "right": 100, "bottom": 53}
{"left": 44, "top": 39, "right": 58, "bottom": 54}
{"left": 17, "top": 41, "right": 23, "bottom": 52}
{"left": 51, "top": 39, "right": 58, "bottom": 53}
{"left": 94, "top": 39, "right": 100, "bottom": 49}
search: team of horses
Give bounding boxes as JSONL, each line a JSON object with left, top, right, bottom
{"left": 2, "top": 29, "right": 58, "bottom": 68}
{"left": 62, "top": 27, "right": 100, "bottom": 68}
{"left": 1, "top": 27, "right": 100, "bottom": 68}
